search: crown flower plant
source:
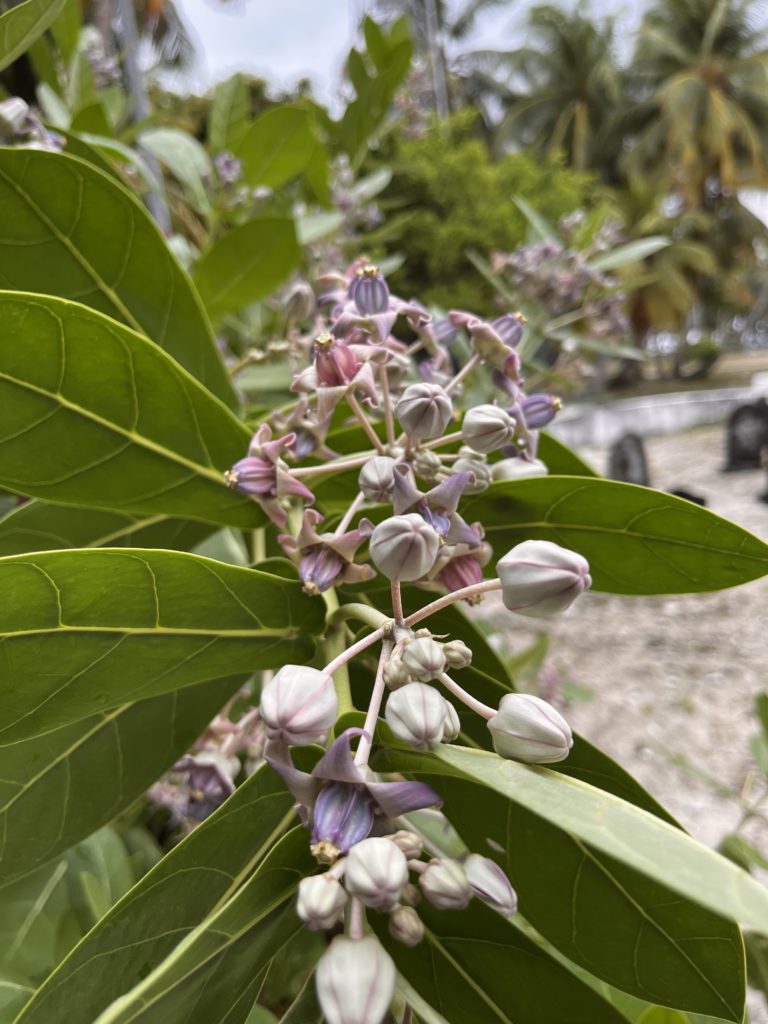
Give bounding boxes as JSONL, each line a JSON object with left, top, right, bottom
{"left": 3, "top": 191, "right": 768, "bottom": 1024}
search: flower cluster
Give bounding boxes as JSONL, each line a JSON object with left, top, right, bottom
{"left": 222, "top": 261, "right": 594, "bottom": 1024}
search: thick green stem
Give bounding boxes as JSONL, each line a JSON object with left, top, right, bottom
{"left": 327, "top": 603, "right": 389, "bottom": 631}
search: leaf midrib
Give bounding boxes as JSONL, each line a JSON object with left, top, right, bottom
{"left": 0, "top": 369, "right": 227, "bottom": 488}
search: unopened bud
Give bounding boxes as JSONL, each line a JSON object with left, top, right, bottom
{"left": 412, "top": 448, "right": 443, "bottom": 481}
{"left": 395, "top": 383, "right": 453, "bottom": 440}
{"left": 344, "top": 837, "right": 408, "bottom": 910}
{"left": 464, "top": 854, "right": 517, "bottom": 916}
{"left": 442, "top": 639, "right": 473, "bottom": 669}
{"left": 390, "top": 829, "right": 423, "bottom": 860}
{"left": 488, "top": 693, "right": 573, "bottom": 764}
{"left": 369, "top": 513, "right": 439, "bottom": 581}
{"left": 383, "top": 655, "right": 413, "bottom": 689}
{"left": 296, "top": 874, "right": 347, "bottom": 930}
{"left": 284, "top": 280, "right": 315, "bottom": 321}
{"left": 260, "top": 665, "right": 337, "bottom": 745}
{"left": 401, "top": 882, "right": 422, "bottom": 906}
{"left": 496, "top": 540, "right": 591, "bottom": 617}
{"left": 492, "top": 458, "right": 548, "bottom": 481}
{"left": 0, "top": 97, "right": 29, "bottom": 134}
{"left": 385, "top": 683, "right": 450, "bottom": 751}
{"left": 461, "top": 405, "right": 517, "bottom": 454}
{"left": 359, "top": 456, "right": 397, "bottom": 503}
{"left": 388, "top": 905, "right": 424, "bottom": 946}
{"left": 420, "top": 858, "right": 472, "bottom": 910}
{"left": 401, "top": 637, "right": 446, "bottom": 681}
{"left": 442, "top": 701, "right": 461, "bottom": 742}
{"left": 452, "top": 456, "right": 491, "bottom": 492}
{"left": 316, "top": 935, "right": 395, "bottom": 1024}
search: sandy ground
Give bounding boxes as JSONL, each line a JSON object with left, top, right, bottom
{"left": 482, "top": 424, "right": 768, "bottom": 1013}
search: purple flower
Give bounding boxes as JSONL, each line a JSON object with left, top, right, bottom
{"left": 266, "top": 728, "right": 440, "bottom": 862}
{"left": 520, "top": 394, "right": 562, "bottom": 430}
{"left": 279, "top": 509, "right": 375, "bottom": 594}
{"left": 314, "top": 333, "right": 360, "bottom": 387}
{"left": 349, "top": 265, "right": 390, "bottom": 315}
{"left": 448, "top": 311, "right": 523, "bottom": 382}
{"left": 214, "top": 151, "right": 243, "bottom": 186}
{"left": 225, "top": 424, "right": 315, "bottom": 528}
{"left": 392, "top": 465, "right": 479, "bottom": 546}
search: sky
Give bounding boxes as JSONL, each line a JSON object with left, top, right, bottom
{"left": 172, "top": 0, "right": 646, "bottom": 100}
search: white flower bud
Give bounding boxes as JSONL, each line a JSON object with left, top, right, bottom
{"left": 316, "top": 935, "right": 395, "bottom": 1024}
{"left": 488, "top": 692, "right": 573, "bottom": 764}
{"left": 464, "top": 854, "right": 517, "bottom": 916}
{"left": 369, "top": 513, "right": 439, "bottom": 581}
{"left": 496, "top": 540, "right": 591, "bottom": 617}
{"left": 420, "top": 858, "right": 472, "bottom": 910}
{"left": 385, "top": 683, "right": 449, "bottom": 751}
{"left": 442, "top": 639, "right": 473, "bottom": 669}
{"left": 492, "top": 457, "right": 548, "bottom": 481}
{"left": 390, "top": 829, "right": 423, "bottom": 860}
{"left": 344, "top": 837, "right": 408, "bottom": 910}
{"left": 442, "top": 701, "right": 461, "bottom": 742}
{"left": 452, "top": 456, "right": 492, "bottom": 492}
{"left": 412, "top": 448, "right": 443, "bottom": 480}
{"left": 259, "top": 665, "right": 337, "bottom": 745}
{"left": 395, "top": 383, "right": 453, "bottom": 440}
{"left": 461, "top": 405, "right": 517, "bottom": 454}
{"left": 383, "top": 655, "right": 413, "bottom": 689}
{"left": 296, "top": 874, "right": 347, "bottom": 931}
{"left": 0, "top": 97, "right": 29, "bottom": 134}
{"left": 358, "top": 456, "right": 398, "bottom": 503}
{"left": 401, "top": 637, "right": 446, "bottom": 681}
{"left": 388, "top": 905, "right": 424, "bottom": 946}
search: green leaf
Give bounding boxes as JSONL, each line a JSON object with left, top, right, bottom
{"left": 0, "top": 678, "right": 239, "bottom": 886}
{"left": 209, "top": 73, "right": 250, "bottom": 155}
{"left": 92, "top": 827, "right": 313, "bottom": 1024}
{"left": 234, "top": 107, "right": 315, "bottom": 188}
{"left": 193, "top": 218, "right": 301, "bottom": 320}
{"left": 0, "top": 501, "right": 215, "bottom": 556}
{"left": 0, "top": 547, "right": 324, "bottom": 743}
{"left": 462, "top": 478, "right": 768, "bottom": 594}
{"left": 0, "top": 0, "right": 66, "bottom": 72}
{"left": 589, "top": 237, "right": 670, "bottom": 272}
{"left": 0, "top": 293, "right": 260, "bottom": 527}
{"left": 372, "top": 899, "right": 629, "bottom": 1024}
{"left": 296, "top": 211, "right": 345, "bottom": 245}
{"left": 0, "top": 148, "right": 236, "bottom": 408}
{"left": 512, "top": 195, "right": 558, "bottom": 241}
{"left": 538, "top": 432, "right": 598, "bottom": 476}
{"left": 138, "top": 128, "right": 213, "bottom": 217}
{"left": 15, "top": 767, "right": 297, "bottom": 1024}
{"left": 376, "top": 744, "right": 754, "bottom": 1019}
{"left": 636, "top": 1011, "right": 689, "bottom": 1024}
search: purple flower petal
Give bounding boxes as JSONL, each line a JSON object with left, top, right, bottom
{"left": 365, "top": 779, "right": 442, "bottom": 818}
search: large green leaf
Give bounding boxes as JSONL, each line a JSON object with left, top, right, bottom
{"left": 193, "top": 218, "right": 301, "bottom": 320}
{"left": 538, "top": 432, "right": 598, "bottom": 476}
{"left": 0, "top": 677, "right": 240, "bottom": 885}
{"left": 93, "top": 828, "right": 313, "bottom": 1024}
{"left": 0, "top": 148, "right": 235, "bottom": 407}
{"left": 0, "top": 501, "right": 215, "bottom": 555}
{"left": 0, "top": 293, "right": 260, "bottom": 526}
{"left": 0, "top": 0, "right": 66, "bottom": 72}
{"left": 376, "top": 745, "right": 752, "bottom": 1018}
{"left": 462, "top": 477, "right": 768, "bottom": 594}
{"left": 0, "top": 547, "right": 324, "bottom": 743}
{"left": 16, "top": 767, "right": 297, "bottom": 1024}
{"left": 233, "top": 107, "right": 315, "bottom": 188}
{"left": 373, "top": 899, "right": 629, "bottom": 1024}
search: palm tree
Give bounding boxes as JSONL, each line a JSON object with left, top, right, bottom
{"left": 625, "top": 0, "right": 768, "bottom": 200}
{"left": 464, "top": 5, "right": 626, "bottom": 177}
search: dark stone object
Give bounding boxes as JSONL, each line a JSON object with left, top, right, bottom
{"left": 669, "top": 488, "right": 707, "bottom": 507}
{"left": 607, "top": 432, "right": 650, "bottom": 487}
{"left": 724, "top": 399, "right": 768, "bottom": 472}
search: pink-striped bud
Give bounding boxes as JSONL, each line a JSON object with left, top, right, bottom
{"left": 389, "top": 905, "right": 424, "bottom": 946}
{"left": 461, "top": 405, "right": 517, "bottom": 454}
{"left": 420, "top": 858, "right": 472, "bottom": 910}
{"left": 369, "top": 514, "right": 439, "bottom": 581}
{"left": 344, "top": 837, "right": 408, "bottom": 910}
{"left": 488, "top": 693, "right": 573, "bottom": 764}
{"left": 297, "top": 875, "right": 347, "bottom": 931}
{"left": 464, "top": 854, "right": 517, "bottom": 916}
{"left": 395, "top": 383, "right": 453, "bottom": 440}
{"left": 316, "top": 935, "right": 395, "bottom": 1024}
{"left": 259, "top": 665, "right": 337, "bottom": 745}
{"left": 496, "top": 540, "right": 591, "bottom": 617}
{"left": 385, "top": 683, "right": 450, "bottom": 751}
